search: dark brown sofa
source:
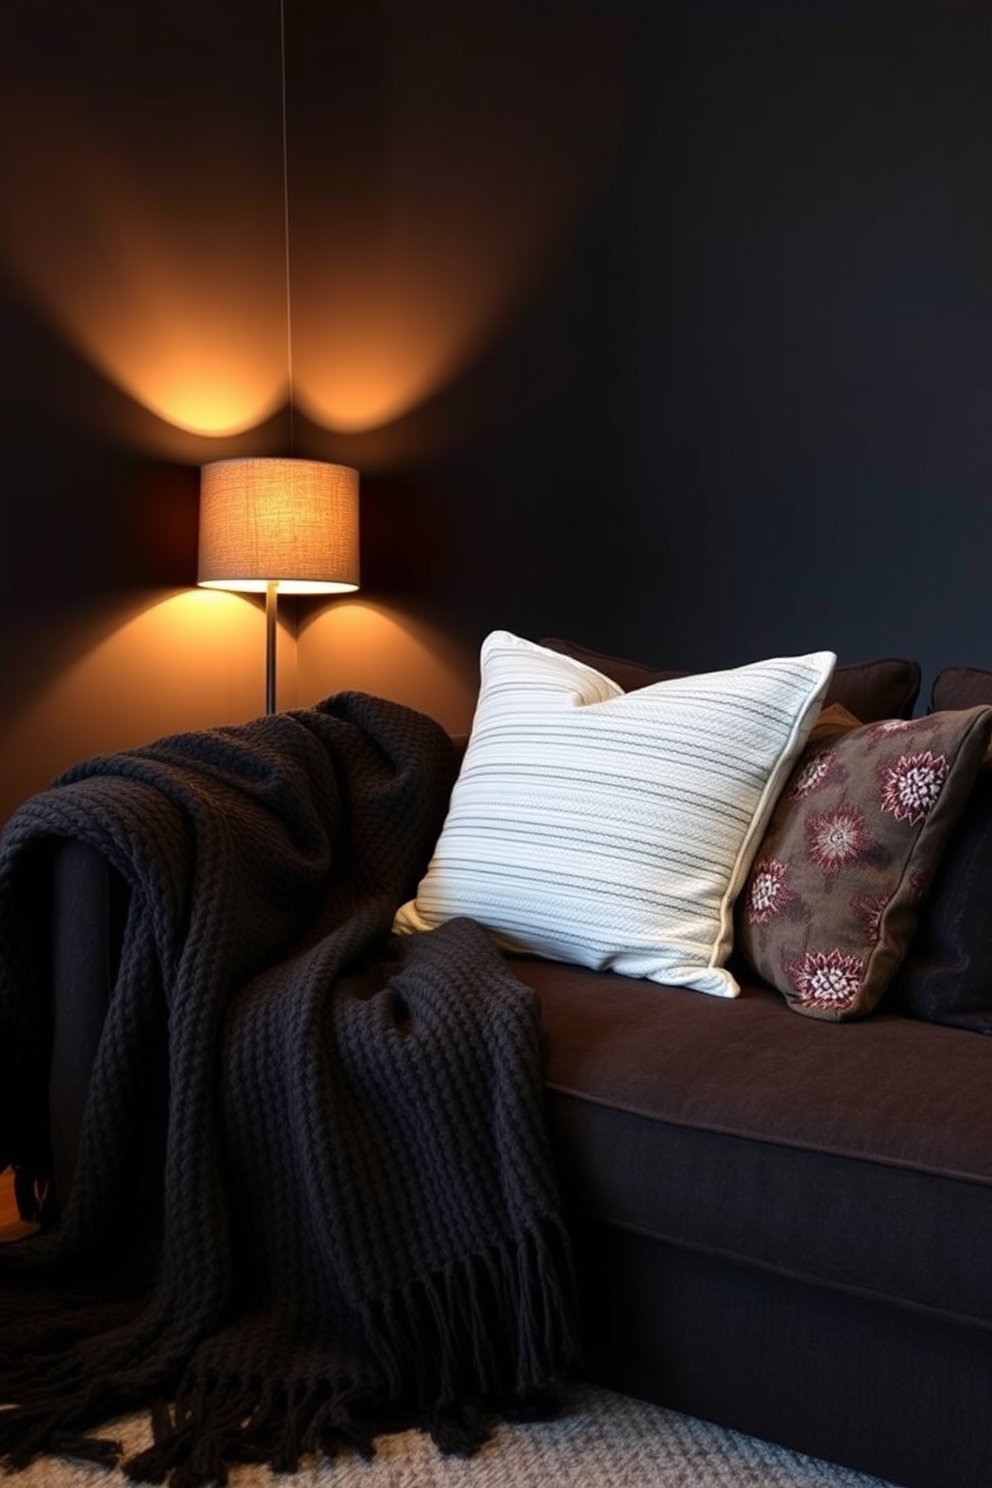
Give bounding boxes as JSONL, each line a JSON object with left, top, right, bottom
{"left": 24, "top": 652, "right": 992, "bottom": 1488}
{"left": 529, "top": 956, "right": 992, "bottom": 1488}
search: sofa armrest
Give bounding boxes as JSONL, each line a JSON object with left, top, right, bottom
{"left": 47, "top": 838, "right": 129, "bottom": 1214}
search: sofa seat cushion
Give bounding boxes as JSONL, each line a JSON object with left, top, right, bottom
{"left": 516, "top": 954, "right": 992, "bottom": 1329}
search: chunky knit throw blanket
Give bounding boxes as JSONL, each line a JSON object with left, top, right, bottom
{"left": 0, "top": 693, "right": 578, "bottom": 1483}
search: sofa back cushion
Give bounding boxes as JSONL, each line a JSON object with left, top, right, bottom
{"left": 930, "top": 666, "right": 992, "bottom": 713}
{"left": 889, "top": 763, "right": 992, "bottom": 1032}
{"left": 541, "top": 638, "right": 921, "bottom": 722}
{"left": 883, "top": 664, "right": 992, "bottom": 1031}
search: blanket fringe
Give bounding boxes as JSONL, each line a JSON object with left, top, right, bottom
{"left": 0, "top": 1223, "right": 577, "bottom": 1483}
{"left": 364, "top": 1219, "right": 580, "bottom": 1443}
{"left": 121, "top": 1375, "right": 383, "bottom": 1486}
{"left": 0, "top": 1379, "right": 132, "bottom": 1474}
{"left": 49, "top": 1428, "right": 124, "bottom": 1470}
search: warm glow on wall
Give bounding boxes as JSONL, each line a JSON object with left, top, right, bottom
{"left": 289, "top": 8, "right": 625, "bottom": 433}
{"left": 0, "top": 92, "right": 288, "bottom": 438}
{"left": 62, "top": 590, "right": 289, "bottom": 724}
{"left": 0, "top": 592, "right": 474, "bottom": 828}
{"left": 0, "top": 591, "right": 284, "bottom": 828}
{"left": 0, "top": 0, "right": 624, "bottom": 443}
{"left": 296, "top": 599, "right": 478, "bottom": 735}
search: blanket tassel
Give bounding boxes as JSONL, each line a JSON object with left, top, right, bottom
{"left": 364, "top": 1219, "right": 580, "bottom": 1458}
{"left": 121, "top": 1374, "right": 383, "bottom": 1486}
{"left": 0, "top": 1384, "right": 127, "bottom": 1475}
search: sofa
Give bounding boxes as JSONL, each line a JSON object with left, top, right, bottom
{"left": 17, "top": 639, "right": 992, "bottom": 1488}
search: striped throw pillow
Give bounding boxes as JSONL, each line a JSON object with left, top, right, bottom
{"left": 394, "top": 632, "right": 836, "bottom": 996}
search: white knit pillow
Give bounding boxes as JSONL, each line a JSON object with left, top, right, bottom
{"left": 394, "top": 632, "right": 836, "bottom": 996}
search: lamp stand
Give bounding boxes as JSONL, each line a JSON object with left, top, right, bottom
{"left": 265, "top": 582, "right": 278, "bottom": 715}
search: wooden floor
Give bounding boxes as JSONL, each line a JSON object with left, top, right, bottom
{"left": 0, "top": 1166, "right": 17, "bottom": 1225}
{"left": 0, "top": 1166, "right": 37, "bottom": 1240}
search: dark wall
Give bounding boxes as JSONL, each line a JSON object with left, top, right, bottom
{"left": 618, "top": 0, "right": 992, "bottom": 680}
{"left": 1, "top": 0, "right": 990, "bottom": 815}
{"left": 380, "top": 0, "right": 992, "bottom": 685}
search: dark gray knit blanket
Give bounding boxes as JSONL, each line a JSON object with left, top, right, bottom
{"left": 0, "top": 692, "right": 578, "bottom": 1483}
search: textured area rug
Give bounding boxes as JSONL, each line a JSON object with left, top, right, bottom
{"left": 10, "top": 1382, "right": 900, "bottom": 1487}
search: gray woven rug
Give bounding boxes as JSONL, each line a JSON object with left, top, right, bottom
{"left": 10, "top": 1383, "right": 899, "bottom": 1487}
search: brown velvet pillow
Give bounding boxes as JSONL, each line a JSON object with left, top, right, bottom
{"left": 541, "top": 638, "right": 921, "bottom": 722}
{"left": 736, "top": 706, "right": 992, "bottom": 1021}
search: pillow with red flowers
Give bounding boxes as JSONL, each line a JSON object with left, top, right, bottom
{"left": 736, "top": 706, "right": 992, "bottom": 1020}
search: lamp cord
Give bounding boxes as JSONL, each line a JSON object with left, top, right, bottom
{"left": 279, "top": 0, "right": 295, "bottom": 456}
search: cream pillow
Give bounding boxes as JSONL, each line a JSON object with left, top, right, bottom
{"left": 394, "top": 632, "right": 836, "bottom": 996}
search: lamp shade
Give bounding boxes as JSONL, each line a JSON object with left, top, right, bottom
{"left": 198, "top": 457, "right": 360, "bottom": 594}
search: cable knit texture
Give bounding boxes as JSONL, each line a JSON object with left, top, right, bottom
{"left": 0, "top": 692, "right": 578, "bottom": 1483}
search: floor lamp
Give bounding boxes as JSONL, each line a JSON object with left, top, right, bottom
{"left": 197, "top": 456, "right": 360, "bottom": 714}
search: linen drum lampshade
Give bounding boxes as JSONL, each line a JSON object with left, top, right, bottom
{"left": 198, "top": 457, "right": 359, "bottom": 594}
{"left": 198, "top": 457, "right": 360, "bottom": 712}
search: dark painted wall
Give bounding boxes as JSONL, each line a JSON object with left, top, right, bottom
{"left": 2, "top": 0, "right": 990, "bottom": 818}
{"left": 392, "top": 0, "right": 992, "bottom": 680}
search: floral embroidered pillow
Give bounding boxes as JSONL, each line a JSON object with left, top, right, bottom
{"left": 736, "top": 706, "right": 992, "bottom": 1021}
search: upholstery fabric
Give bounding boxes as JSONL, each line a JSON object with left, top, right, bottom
{"left": 569, "top": 1220, "right": 992, "bottom": 1488}
{"left": 48, "top": 839, "right": 129, "bottom": 1214}
{"left": 891, "top": 665, "right": 992, "bottom": 1030}
{"left": 890, "top": 760, "right": 992, "bottom": 1032}
{"left": 541, "top": 637, "right": 921, "bottom": 721}
{"left": 736, "top": 706, "right": 992, "bottom": 1019}
{"left": 931, "top": 666, "right": 992, "bottom": 713}
{"left": 395, "top": 631, "right": 834, "bottom": 997}
{"left": 519, "top": 954, "right": 992, "bottom": 1329}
